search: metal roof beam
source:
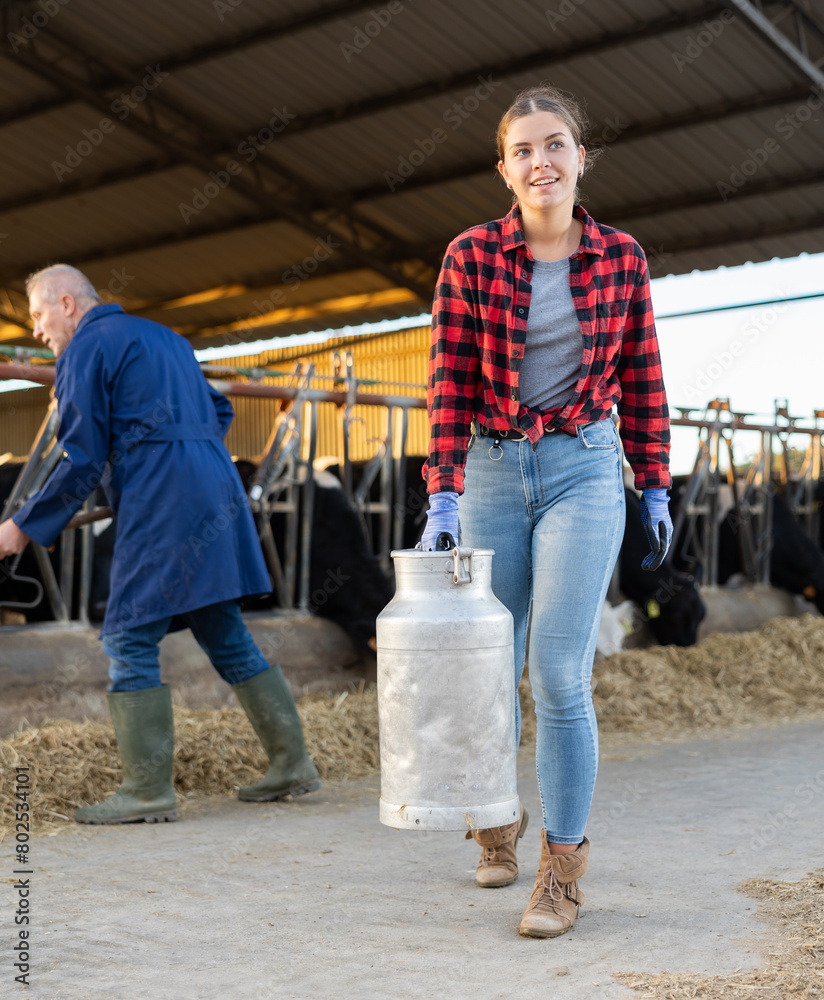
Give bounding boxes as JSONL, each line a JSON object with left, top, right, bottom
{"left": 1, "top": 78, "right": 809, "bottom": 225}
{"left": 2, "top": 35, "right": 437, "bottom": 301}
{"left": 261, "top": 2, "right": 732, "bottom": 137}
{"left": 730, "top": 0, "right": 824, "bottom": 90}
{"left": 0, "top": 2, "right": 729, "bottom": 143}
{"left": 601, "top": 167, "right": 824, "bottom": 224}
{"left": 0, "top": 212, "right": 268, "bottom": 283}
{"left": 126, "top": 244, "right": 440, "bottom": 315}
{"left": 645, "top": 211, "right": 824, "bottom": 258}
{"left": 0, "top": 309, "right": 28, "bottom": 332}
{"left": 345, "top": 83, "right": 813, "bottom": 203}
{"left": 785, "top": 0, "right": 824, "bottom": 37}
{"left": 0, "top": 156, "right": 176, "bottom": 218}
{"left": 178, "top": 287, "right": 419, "bottom": 341}
{"left": 0, "top": 0, "right": 383, "bottom": 129}
{"left": 126, "top": 263, "right": 382, "bottom": 314}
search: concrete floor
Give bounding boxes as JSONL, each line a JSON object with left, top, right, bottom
{"left": 12, "top": 718, "right": 824, "bottom": 1000}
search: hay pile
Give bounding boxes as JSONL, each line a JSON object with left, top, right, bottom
{"left": 517, "top": 613, "right": 824, "bottom": 745}
{"left": 0, "top": 690, "right": 379, "bottom": 834}
{"left": 615, "top": 869, "right": 824, "bottom": 999}
{"left": 2, "top": 614, "right": 824, "bottom": 836}
{"left": 594, "top": 612, "right": 824, "bottom": 735}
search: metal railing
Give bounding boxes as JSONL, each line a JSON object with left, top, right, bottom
{"left": 0, "top": 355, "right": 427, "bottom": 621}
{"left": 670, "top": 398, "right": 824, "bottom": 585}
{"left": 2, "top": 356, "right": 823, "bottom": 623}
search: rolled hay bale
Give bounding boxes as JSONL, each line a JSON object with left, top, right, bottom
{"left": 3, "top": 615, "right": 824, "bottom": 836}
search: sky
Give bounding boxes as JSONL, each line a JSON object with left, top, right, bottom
{"left": 4, "top": 250, "right": 824, "bottom": 476}
{"left": 649, "top": 251, "right": 824, "bottom": 473}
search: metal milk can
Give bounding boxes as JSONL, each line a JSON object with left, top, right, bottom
{"left": 376, "top": 538, "right": 519, "bottom": 831}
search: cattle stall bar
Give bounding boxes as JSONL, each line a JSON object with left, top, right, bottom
{"left": 0, "top": 385, "right": 110, "bottom": 626}
{"left": 669, "top": 399, "right": 824, "bottom": 588}
{"left": 203, "top": 354, "right": 428, "bottom": 599}
{"left": 3, "top": 357, "right": 823, "bottom": 625}
{"left": 0, "top": 357, "right": 427, "bottom": 624}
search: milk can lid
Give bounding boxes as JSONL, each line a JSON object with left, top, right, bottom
{"left": 389, "top": 547, "right": 495, "bottom": 559}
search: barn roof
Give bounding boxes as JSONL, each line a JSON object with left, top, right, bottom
{"left": 1, "top": 0, "right": 823, "bottom": 351}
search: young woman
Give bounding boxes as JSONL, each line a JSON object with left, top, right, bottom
{"left": 421, "top": 86, "right": 672, "bottom": 938}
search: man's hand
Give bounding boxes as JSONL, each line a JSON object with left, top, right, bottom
{"left": 0, "top": 519, "right": 30, "bottom": 559}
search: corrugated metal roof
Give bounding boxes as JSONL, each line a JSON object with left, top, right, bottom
{"left": 0, "top": 0, "right": 822, "bottom": 350}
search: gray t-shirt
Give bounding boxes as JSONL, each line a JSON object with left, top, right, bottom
{"left": 518, "top": 257, "right": 582, "bottom": 412}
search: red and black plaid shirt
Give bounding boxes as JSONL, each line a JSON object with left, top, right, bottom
{"left": 424, "top": 203, "right": 671, "bottom": 494}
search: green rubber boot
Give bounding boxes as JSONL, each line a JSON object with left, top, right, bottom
{"left": 233, "top": 666, "right": 321, "bottom": 802}
{"left": 75, "top": 685, "right": 177, "bottom": 825}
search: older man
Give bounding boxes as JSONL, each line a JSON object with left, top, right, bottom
{"left": 0, "top": 265, "right": 320, "bottom": 823}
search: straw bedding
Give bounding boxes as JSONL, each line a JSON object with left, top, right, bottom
{"left": 615, "top": 869, "right": 824, "bottom": 999}
{"left": 2, "top": 614, "right": 824, "bottom": 838}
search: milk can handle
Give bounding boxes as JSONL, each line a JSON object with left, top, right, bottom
{"left": 434, "top": 531, "right": 455, "bottom": 550}
{"left": 435, "top": 531, "right": 472, "bottom": 585}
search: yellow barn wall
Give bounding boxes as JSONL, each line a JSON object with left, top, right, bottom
{"left": 0, "top": 326, "right": 430, "bottom": 464}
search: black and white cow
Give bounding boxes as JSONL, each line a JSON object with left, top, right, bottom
{"left": 618, "top": 488, "right": 706, "bottom": 646}
{"left": 718, "top": 490, "right": 824, "bottom": 614}
{"left": 314, "top": 454, "right": 429, "bottom": 553}
{"left": 1, "top": 455, "right": 395, "bottom": 654}
{"left": 235, "top": 460, "right": 394, "bottom": 655}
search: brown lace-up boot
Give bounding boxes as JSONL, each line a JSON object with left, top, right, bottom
{"left": 465, "top": 805, "right": 529, "bottom": 887}
{"left": 519, "top": 831, "right": 590, "bottom": 938}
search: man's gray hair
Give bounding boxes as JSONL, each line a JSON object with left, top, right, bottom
{"left": 25, "top": 264, "right": 102, "bottom": 306}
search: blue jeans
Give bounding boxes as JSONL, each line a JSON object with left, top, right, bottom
{"left": 460, "top": 419, "right": 625, "bottom": 843}
{"left": 103, "top": 600, "right": 269, "bottom": 692}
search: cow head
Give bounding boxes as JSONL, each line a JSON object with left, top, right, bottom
{"left": 643, "top": 569, "right": 706, "bottom": 647}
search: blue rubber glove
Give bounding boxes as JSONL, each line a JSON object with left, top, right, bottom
{"left": 420, "top": 492, "right": 461, "bottom": 550}
{"left": 639, "top": 488, "right": 672, "bottom": 571}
